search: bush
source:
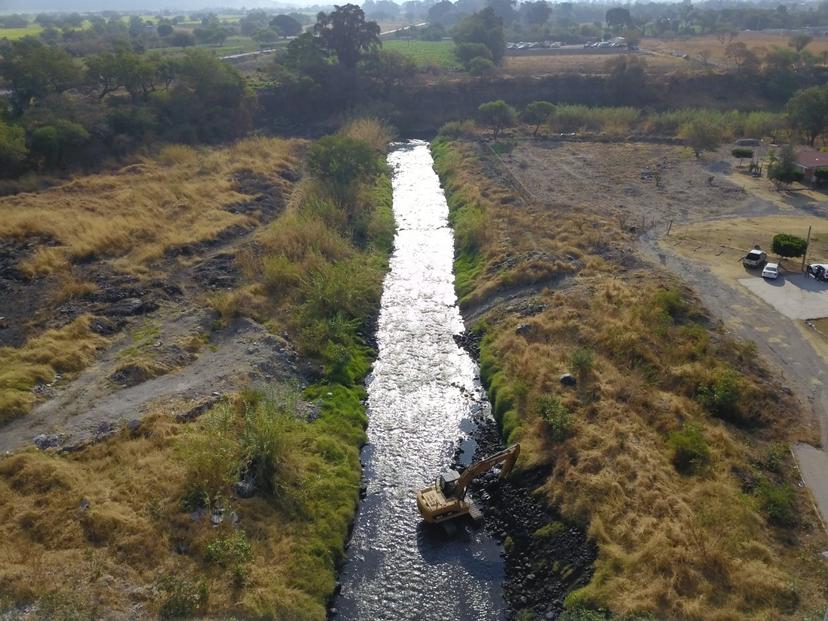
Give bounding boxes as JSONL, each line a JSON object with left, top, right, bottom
{"left": 521, "top": 100, "right": 555, "bottom": 136}
{"left": 731, "top": 147, "right": 754, "bottom": 160}
{"left": 757, "top": 481, "right": 798, "bottom": 527}
{"left": 467, "top": 56, "right": 496, "bottom": 77}
{"left": 306, "top": 134, "right": 381, "bottom": 201}
{"left": 697, "top": 368, "right": 742, "bottom": 422}
{"left": 158, "top": 575, "right": 209, "bottom": 619}
{"left": 455, "top": 42, "right": 492, "bottom": 64}
{"left": 438, "top": 120, "right": 476, "bottom": 139}
{"left": 205, "top": 530, "right": 253, "bottom": 567}
{"left": 178, "top": 404, "right": 243, "bottom": 507}
{"left": 535, "top": 394, "right": 574, "bottom": 441}
{"left": 771, "top": 233, "right": 808, "bottom": 259}
{"left": 569, "top": 348, "right": 594, "bottom": 381}
{"left": 452, "top": 202, "right": 489, "bottom": 255}
{"left": 668, "top": 423, "right": 710, "bottom": 474}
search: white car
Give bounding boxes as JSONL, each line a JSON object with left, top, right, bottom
{"left": 762, "top": 263, "right": 780, "bottom": 279}
{"left": 742, "top": 248, "right": 767, "bottom": 268}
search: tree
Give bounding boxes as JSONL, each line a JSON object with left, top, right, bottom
{"left": 284, "top": 31, "right": 331, "bottom": 79}
{"left": 478, "top": 100, "right": 516, "bottom": 138}
{"left": 489, "top": 0, "right": 517, "bottom": 26}
{"left": 768, "top": 146, "right": 804, "bottom": 189}
{"left": 524, "top": 0, "right": 551, "bottom": 26}
{"left": 0, "top": 38, "right": 84, "bottom": 112}
{"left": 521, "top": 101, "right": 555, "bottom": 136}
{"left": 271, "top": 14, "right": 303, "bottom": 38}
{"left": 468, "top": 56, "right": 496, "bottom": 77}
{"left": 452, "top": 8, "right": 506, "bottom": 64}
{"left": 788, "top": 34, "right": 812, "bottom": 52}
{"left": 787, "top": 85, "right": 828, "bottom": 146}
{"left": 725, "top": 41, "right": 759, "bottom": 74}
{"left": 361, "top": 49, "right": 416, "bottom": 92}
{"left": 306, "top": 134, "right": 381, "bottom": 204}
{"left": 771, "top": 233, "right": 807, "bottom": 260}
{"left": 171, "top": 31, "right": 196, "bottom": 48}
{"left": 157, "top": 23, "right": 174, "bottom": 37}
{"left": 28, "top": 119, "right": 90, "bottom": 168}
{"left": 605, "top": 7, "right": 632, "bottom": 29}
{"left": 0, "top": 121, "right": 27, "bottom": 175}
{"left": 680, "top": 119, "right": 722, "bottom": 158}
{"left": 605, "top": 55, "right": 647, "bottom": 103}
{"left": 455, "top": 42, "right": 492, "bottom": 64}
{"left": 314, "top": 4, "right": 381, "bottom": 70}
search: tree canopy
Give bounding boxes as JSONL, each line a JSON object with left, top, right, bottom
{"left": 786, "top": 85, "right": 828, "bottom": 146}
{"left": 478, "top": 100, "right": 517, "bottom": 138}
{"left": 452, "top": 7, "right": 506, "bottom": 64}
{"left": 314, "top": 4, "right": 381, "bottom": 70}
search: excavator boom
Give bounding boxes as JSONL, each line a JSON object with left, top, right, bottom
{"left": 416, "top": 444, "right": 520, "bottom": 525}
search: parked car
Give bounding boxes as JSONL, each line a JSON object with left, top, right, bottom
{"left": 762, "top": 263, "right": 780, "bottom": 279}
{"left": 742, "top": 248, "right": 767, "bottom": 268}
{"left": 807, "top": 263, "right": 828, "bottom": 281}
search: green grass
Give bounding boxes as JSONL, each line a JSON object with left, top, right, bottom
{"left": 382, "top": 39, "right": 459, "bottom": 69}
{"left": 0, "top": 25, "right": 42, "bottom": 40}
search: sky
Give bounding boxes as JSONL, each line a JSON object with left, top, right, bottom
{"left": 0, "top": 0, "right": 326, "bottom": 11}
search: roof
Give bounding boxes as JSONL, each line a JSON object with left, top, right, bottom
{"left": 795, "top": 150, "right": 828, "bottom": 169}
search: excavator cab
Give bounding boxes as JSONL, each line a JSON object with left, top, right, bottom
{"left": 416, "top": 444, "right": 520, "bottom": 527}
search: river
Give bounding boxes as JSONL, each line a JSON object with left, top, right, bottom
{"left": 333, "top": 141, "right": 505, "bottom": 620}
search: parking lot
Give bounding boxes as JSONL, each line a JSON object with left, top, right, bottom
{"left": 739, "top": 272, "right": 828, "bottom": 320}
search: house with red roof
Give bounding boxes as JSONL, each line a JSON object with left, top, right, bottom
{"left": 794, "top": 149, "right": 828, "bottom": 185}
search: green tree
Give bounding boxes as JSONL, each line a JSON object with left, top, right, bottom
{"left": 771, "top": 232, "right": 807, "bottom": 260}
{"left": 455, "top": 42, "right": 492, "bottom": 64}
{"left": 605, "top": 6, "right": 632, "bottom": 29}
{"left": 0, "top": 38, "right": 84, "bottom": 112}
{"left": 314, "top": 4, "right": 381, "bottom": 70}
{"left": 361, "top": 49, "right": 416, "bottom": 92}
{"left": 468, "top": 56, "right": 496, "bottom": 77}
{"left": 452, "top": 7, "right": 506, "bottom": 64}
{"left": 524, "top": 0, "right": 551, "bottom": 25}
{"left": 271, "top": 14, "right": 303, "bottom": 38}
{"left": 28, "top": 119, "right": 89, "bottom": 168}
{"left": 788, "top": 33, "right": 812, "bottom": 52}
{"left": 478, "top": 100, "right": 516, "bottom": 138}
{"left": 521, "top": 100, "right": 555, "bottom": 136}
{"left": 0, "top": 121, "right": 27, "bottom": 175}
{"left": 157, "top": 22, "right": 174, "bottom": 37}
{"left": 680, "top": 118, "right": 722, "bottom": 158}
{"left": 171, "top": 30, "right": 195, "bottom": 48}
{"left": 787, "top": 85, "right": 828, "bottom": 146}
{"left": 768, "top": 145, "right": 804, "bottom": 188}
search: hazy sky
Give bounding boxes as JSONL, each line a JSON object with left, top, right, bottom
{"left": 0, "top": 0, "right": 328, "bottom": 11}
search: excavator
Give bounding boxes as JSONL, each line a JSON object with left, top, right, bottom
{"left": 416, "top": 444, "right": 520, "bottom": 527}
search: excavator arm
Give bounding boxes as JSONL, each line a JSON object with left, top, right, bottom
{"left": 452, "top": 443, "right": 520, "bottom": 500}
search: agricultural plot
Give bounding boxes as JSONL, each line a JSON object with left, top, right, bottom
{"left": 383, "top": 39, "right": 460, "bottom": 69}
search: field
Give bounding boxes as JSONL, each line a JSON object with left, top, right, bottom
{"left": 503, "top": 50, "right": 687, "bottom": 76}
{"left": 0, "top": 25, "right": 42, "bottom": 40}
{"left": 643, "top": 31, "right": 828, "bottom": 64}
{"left": 434, "top": 137, "right": 828, "bottom": 619}
{"left": 383, "top": 39, "right": 460, "bottom": 69}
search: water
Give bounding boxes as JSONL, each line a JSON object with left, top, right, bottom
{"left": 333, "top": 141, "right": 505, "bottom": 620}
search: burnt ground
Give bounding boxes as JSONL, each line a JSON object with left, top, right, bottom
{"left": 0, "top": 166, "right": 303, "bottom": 453}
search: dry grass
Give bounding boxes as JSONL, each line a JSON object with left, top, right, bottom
{"left": 0, "top": 137, "right": 303, "bottom": 277}
{"left": 436, "top": 138, "right": 828, "bottom": 620}
{"left": 0, "top": 388, "right": 363, "bottom": 620}
{"left": 503, "top": 52, "right": 685, "bottom": 76}
{"left": 0, "top": 317, "right": 109, "bottom": 422}
{"left": 340, "top": 117, "right": 396, "bottom": 152}
{"left": 643, "top": 32, "right": 828, "bottom": 64}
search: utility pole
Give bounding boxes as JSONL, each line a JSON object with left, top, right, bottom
{"left": 802, "top": 225, "right": 812, "bottom": 273}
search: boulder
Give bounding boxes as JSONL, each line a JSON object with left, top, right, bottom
{"left": 559, "top": 373, "right": 577, "bottom": 386}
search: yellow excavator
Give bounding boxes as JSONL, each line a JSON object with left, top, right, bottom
{"left": 416, "top": 444, "right": 520, "bottom": 526}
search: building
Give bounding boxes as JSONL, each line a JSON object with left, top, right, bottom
{"left": 794, "top": 149, "right": 828, "bottom": 184}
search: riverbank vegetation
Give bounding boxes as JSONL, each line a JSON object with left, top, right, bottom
{"left": 0, "top": 119, "right": 393, "bottom": 619}
{"left": 433, "top": 137, "right": 828, "bottom": 620}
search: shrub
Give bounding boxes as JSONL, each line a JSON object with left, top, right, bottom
{"left": 467, "top": 56, "right": 496, "bottom": 77}
{"left": 668, "top": 423, "right": 710, "bottom": 474}
{"left": 731, "top": 147, "right": 754, "bottom": 161}
{"left": 241, "top": 394, "right": 299, "bottom": 500}
{"left": 569, "top": 348, "right": 594, "bottom": 381}
{"left": 771, "top": 233, "right": 808, "bottom": 259}
{"left": 205, "top": 530, "right": 253, "bottom": 567}
{"left": 521, "top": 101, "right": 556, "bottom": 136}
{"left": 756, "top": 481, "right": 798, "bottom": 527}
{"left": 455, "top": 42, "right": 492, "bottom": 64}
{"left": 178, "top": 404, "right": 243, "bottom": 507}
{"left": 158, "top": 575, "right": 209, "bottom": 619}
{"left": 439, "top": 120, "right": 476, "bottom": 139}
{"left": 535, "top": 394, "right": 573, "bottom": 441}
{"left": 697, "top": 368, "right": 741, "bottom": 422}
{"left": 339, "top": 117, "right": 395, "bottom": 153}
{"left": 453, "top": 202, "right": 489, "bottom": 255}
{"left": 653, "top": 287, "right": 688, "bottom": 321}
{"left": 306, "top": 134, "right": 381, "bottom": 201}
{"left": 760, "top": 442, "right": 788, "bottom": 473}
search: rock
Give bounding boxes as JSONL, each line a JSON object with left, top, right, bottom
{"left": 211, "top": 508, "right": 224, "bottom": 527}
{"left": 106, "top": 297, "right": 158, "bottom": 317}
{"left": 33, "top": 433, "right": 62, "bottom": 450}
{"left": 127, "top": 419, "right": 141, "bottom": 433}
{"left": 79, "top": 497, "right": 91, "bottom": 511}
{"left": 559, "top": 373, "right": 577, "bottom": 386}
{"left": 235, "top": 478, "right": 256, "bottom": 499}
{"left": 515, "top": 323, "right": 533, "bottom": 336}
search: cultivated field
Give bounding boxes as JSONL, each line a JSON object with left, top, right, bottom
{"left": 503, "top": 50, "right": 687, "bottom": 76}
{"left": 643, "top": 31, "right": 828, "bottom": 64}
{"left": 383, "top": 39, "right": 459, "bottom": 69}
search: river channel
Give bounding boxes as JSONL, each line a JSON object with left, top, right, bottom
{"left": 333, "top": 141, "right": 505, "bottom": 620}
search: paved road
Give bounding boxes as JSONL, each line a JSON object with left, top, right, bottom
{"left": 642, "top": 239, "right": 828, "bottom": 531}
